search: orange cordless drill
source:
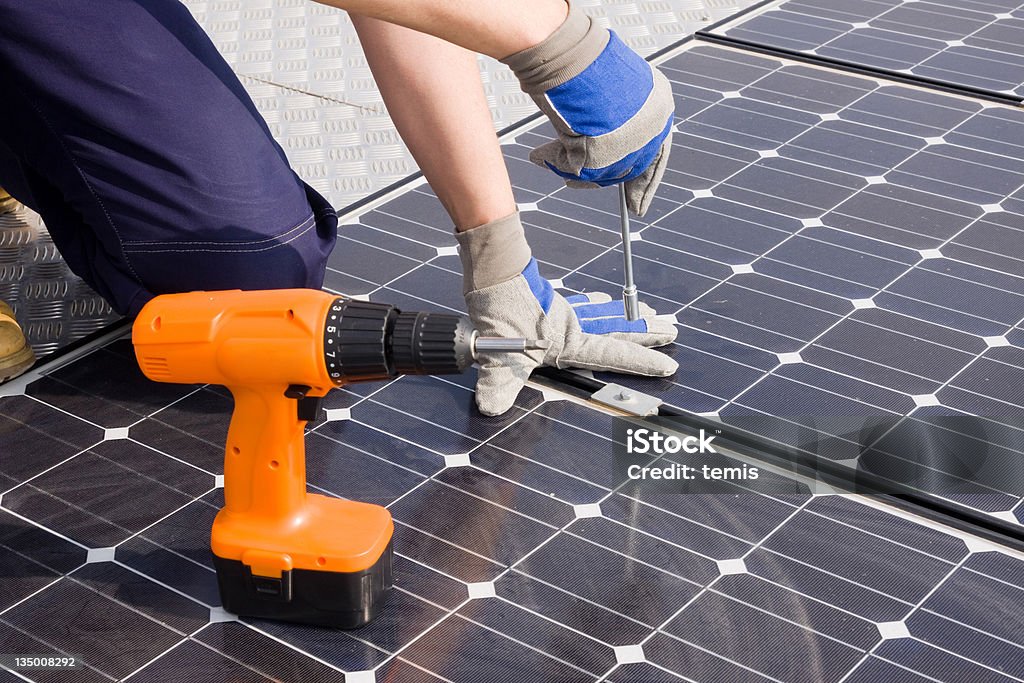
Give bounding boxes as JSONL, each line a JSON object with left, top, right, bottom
{"left": 132, "top": 289, "right": 546, "bottom": 628}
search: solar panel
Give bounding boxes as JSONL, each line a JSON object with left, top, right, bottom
{"left": 702, "top": 0, "right": 1024, "bottom": 104}
{"left": 556, "top": 45, "right": 1024, "bottom": 526}
{"left": 3, "top": 332, "right": 1023, "bottom": 681}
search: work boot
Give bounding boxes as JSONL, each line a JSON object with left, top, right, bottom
{"left": 0, "top": 186, "right": 19, "bottom": 214}
{"left": 0, "top": 300, "right": 35, "bottom": 383}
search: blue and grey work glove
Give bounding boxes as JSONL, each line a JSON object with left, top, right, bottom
{"left": 501, "top": 1, "right": 674, "bottom": 217}
{"left": 457, "top": 213, "right": 678, "bottom": 416}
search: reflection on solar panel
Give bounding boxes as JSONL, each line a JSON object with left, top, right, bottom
{"left": 703, "top": 0, "right": 1024, "bottom": 103}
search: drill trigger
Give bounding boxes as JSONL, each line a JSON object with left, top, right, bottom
{"left": 297, "top": 396, "right": 323, "bottom": 423}
{"left": 284, "top": 384, "right": 323, "bottom": 422}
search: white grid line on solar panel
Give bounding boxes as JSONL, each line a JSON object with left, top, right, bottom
{"left": 354, "top": 197, "right": 1024, "bottom": 419}
{"left": 122, "top": 634, "right": 272, "bottom": 683}
{"left": 733, "top": 2, "right": 1015, "bottom": 60}
{"left": 120, "top": 619, "right": 231, "bottom": 679}
{"left": 920, "top": 597, "right": 1024, "bottom": 659}
{"left": 3, "top": 388, "right": 1021, "bottom": 680}
{"left": 384, "top": 657, "right": 453, "bottom": 683}
{"left": 0, "top": 435, "right": 98, "bottom": 499}
{"left": 601, "top": 498, "right": 817, "bottom": 683}
{"left": 431, "top": 609, "right": 605, "bottom": 682}
{"left": 225, "top": 620, "right": 362, "bottom": 680}
{"left": 721, "top": 1, "right": 1024, "bottom": 94}
{"left": 905, "top": 312, "right": 1024, "bottom": 411}
{"left": 835, "top": 549, "right": 973, "bottom": 683}
{"left": 0, "top": 543, "right": 72, "bottom": 611}
{"left": 2, "top": 555, "right": 209, "bottom": 648}
{"left": 5, "top": 476, "right": 219, "bottom": 570}
{"left": 882, "top": 628, "right": 1024, "bottom": 683}
{"left": 655, "top": 57, "right": 1024, "bottom": 378}
{"left": 860, "top": 406, "right": 1024, "bottom": 488}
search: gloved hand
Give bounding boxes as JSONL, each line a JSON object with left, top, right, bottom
{"left": 457, "top": 212, "right": 678, "bottom": 417}
{"left": 501, "top": 1, "right": 675, "bottom": 217}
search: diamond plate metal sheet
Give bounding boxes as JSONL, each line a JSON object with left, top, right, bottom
{"left": 181, "top": 0, "right": 763, "bottom": 204}
{"left": 0, "top": 208, "right": 118, "bottom": 357}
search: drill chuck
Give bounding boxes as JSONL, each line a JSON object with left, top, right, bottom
{"left": 322, "top": 298, "right": 546, "bottom": 385}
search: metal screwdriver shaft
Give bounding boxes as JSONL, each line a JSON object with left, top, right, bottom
{"left": 474, "top": 337, "right": 551, "bottom": 353}
{"left": 618, "top": 184, "right": 641, "bottom": 321}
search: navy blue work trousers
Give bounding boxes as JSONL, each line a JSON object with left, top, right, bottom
{"left": 0, "top": 0, "right": 338, "bottom": 315}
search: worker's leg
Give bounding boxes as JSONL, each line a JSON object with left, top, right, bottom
{"left": 0, "top": 0, "right": 337, "bottom": 316}
{"left": 350, "top": 16, "right": 517, "bottom": 232}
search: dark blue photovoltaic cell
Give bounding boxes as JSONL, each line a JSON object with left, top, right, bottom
{"left": 711, "top": 0, "right": 1024, "bottom": 99}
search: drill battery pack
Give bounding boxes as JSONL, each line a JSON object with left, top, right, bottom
{"left": 212, "top": 539, "right": 393, "bottom": 629}
{"left": 209, "top": 492, "right": 395, "bottom": 629}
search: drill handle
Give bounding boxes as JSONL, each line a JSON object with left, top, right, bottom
{"left": 222, "top": 386, "right": 310, "bottom": 520}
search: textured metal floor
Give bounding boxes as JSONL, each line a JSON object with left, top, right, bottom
{"left": 0, "top": 210, "right": 117, "bottom": 358}
{"left": 183, "top": 0, "right": 759, "bottom": 208}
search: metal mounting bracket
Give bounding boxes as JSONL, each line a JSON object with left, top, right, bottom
{"left": 591, "top": 382, "right": 663, "bottom": 417}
